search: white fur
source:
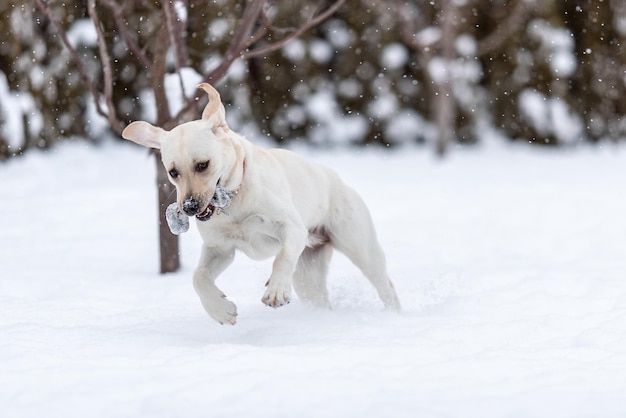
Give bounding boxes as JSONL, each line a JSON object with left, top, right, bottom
{"left": 122, "top": 83, "right": 400, "bottom": 325}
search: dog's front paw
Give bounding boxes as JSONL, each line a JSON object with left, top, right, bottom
{"left": 207, "top": 295, "right": 238, "bottom": 325}
{"left": 262, "top": 280, "right": 291, "bottom": 308}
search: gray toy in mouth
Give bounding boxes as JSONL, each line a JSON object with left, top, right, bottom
{"left": 165, "top": 203, "right": 190, "bottom": 235}
{"left": 165, "top": 186, "right": 237, "bottom": 234}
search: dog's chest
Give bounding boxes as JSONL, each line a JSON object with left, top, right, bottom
{"left": 198, "top": 214, "right": 281, "bottom": 260}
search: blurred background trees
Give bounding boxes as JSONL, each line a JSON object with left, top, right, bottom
{"left": 2, "top": 0, "right": 624, "bottom": 274}
{"left": 1, "top": 0, "right": 625, "bottom": 161}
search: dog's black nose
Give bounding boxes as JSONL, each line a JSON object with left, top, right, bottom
{"left": 182, "top": 198, "right": 200, "bottom": 215}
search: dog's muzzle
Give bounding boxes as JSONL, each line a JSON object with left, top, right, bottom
{"left": 182, "top": 197, "right": 213, "bottom": 221}
{"left": 182, "top": 197, "right": 202, "bottom": 216}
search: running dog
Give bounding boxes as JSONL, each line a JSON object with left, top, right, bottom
{"left": 122, "top": 83, "right": 400, "bottom": 325}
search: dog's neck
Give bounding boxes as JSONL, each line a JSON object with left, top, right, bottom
{"left": 220, "top": 135, "right": 247, "bottom": 194}
{"left": 212, "top": 157, "right": 245, "bottom": 217}
{"left": 220, "top": 156, "right": 246, "bottom": 195}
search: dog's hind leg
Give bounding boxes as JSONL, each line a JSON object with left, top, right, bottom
{"left": 292, "top": 242, "right": 333, "bottom": 308}
{"left": 329, "top": 188, "right": 401, "bottom": 311}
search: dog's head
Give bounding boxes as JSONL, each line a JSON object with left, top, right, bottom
{"left": 122, "top": 83, "right": 244, "bottom": 221}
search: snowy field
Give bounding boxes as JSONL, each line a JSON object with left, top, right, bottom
{"left": 1, "top": 139, "right": 626, "bottom": 418}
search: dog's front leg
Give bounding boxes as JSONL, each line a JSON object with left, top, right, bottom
{"left": 193, "top": 246, "right": 238, "bottom": 325}
{"left": 262, "top": 220, "right": 308, "bottom": 308}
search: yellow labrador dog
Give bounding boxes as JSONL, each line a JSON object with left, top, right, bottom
{"left": 122, "top": 83, "right": 400, "bottom": 325}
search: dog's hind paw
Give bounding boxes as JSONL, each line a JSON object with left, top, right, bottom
{"left": 207, "top": 296, "right": 238, "bottom": 325}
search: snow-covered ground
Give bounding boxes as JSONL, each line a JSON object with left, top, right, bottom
{"left": 1, "top": 139, "right": 626, "bottom": 418}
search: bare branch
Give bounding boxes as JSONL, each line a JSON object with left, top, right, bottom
{"left": 476, "top": 0, "right": 530, "bottom": 56}
{"left": 153, "top": 23, "right": 172, "bottom": 126}
{"left": 99, "top": 0, "right": 151, "bottom": 70}
{"left": 164, "top": 0, "right": 189, "bottom": 68}
{"left": 246, "top": 4, "right": 272, "bottom": 47}
{"left": 34, "top": 0, "right": 111, "bottom": 127}
{"left": 226, "top": 0, "right": 267, "bottom": 60}
{"left": 243, "top": 0, "right": 346, "bottom": 59}
{"left": 166, "top": 0, "right": 345, "bottom": 130}
{"left": 164, "top": 0, "right": 266, "bottom": 129}
{"left": 87, "top": 0, "right": 123, "bottom": 134}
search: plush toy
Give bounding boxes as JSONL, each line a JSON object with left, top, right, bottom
{"left": 165, "top": 185, "right": 237, "bottom": 235}
{"left": 165, "top": 203, "right": 190, "bottom": 235}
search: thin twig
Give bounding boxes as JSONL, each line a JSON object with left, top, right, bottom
{"left": 244, "top": 0, "right": 346, "bottom": 59}
{"left": 246, "top": 4, "right": 273, "bottom": 48}
{"left": 163, "top": 0, "right": 190, "bottom": 102}
{"left": 225, "top": 0, "right": 266, "bottom": 61}
{"left": 476, "top": 0, "right": 530, "bottom": 56}
{"left": 99, "top": 0, "right": 151, "bottom": 70}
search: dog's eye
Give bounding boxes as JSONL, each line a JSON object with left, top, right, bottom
{"left": 196, "top": 161, "right": 209, "bottom": 173}
{"left": 169, "top": 168, "right": 179, "bottom": 179}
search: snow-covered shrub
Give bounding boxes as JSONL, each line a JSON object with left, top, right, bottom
{"left": 3, "top": 0, "right": 626, "bottom": 160}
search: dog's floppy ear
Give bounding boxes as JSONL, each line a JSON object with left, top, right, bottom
{"left": 122, "top": 121, "right": 164, "bottom": 149}
{"left": 198, "top": 83, "right": 229, "bottom": 133}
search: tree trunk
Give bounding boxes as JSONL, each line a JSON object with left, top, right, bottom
{"left": 435, "top": 83, "right": 455, "bottom": 157}
{"left": 155, "top": 151, "right": 180, "bottom": 273}
{"left": 435, "top": 0, "right": 457, "bottom": 157}
{"left": 153, "top": 23, "right": 180, "bottom": 273}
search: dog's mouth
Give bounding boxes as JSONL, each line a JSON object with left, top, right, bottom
{"left": 188, "top": 186, "right": 237, "bottom": 222}
{"left": 195, "top": 203, "right": 214, "bottom": 222}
